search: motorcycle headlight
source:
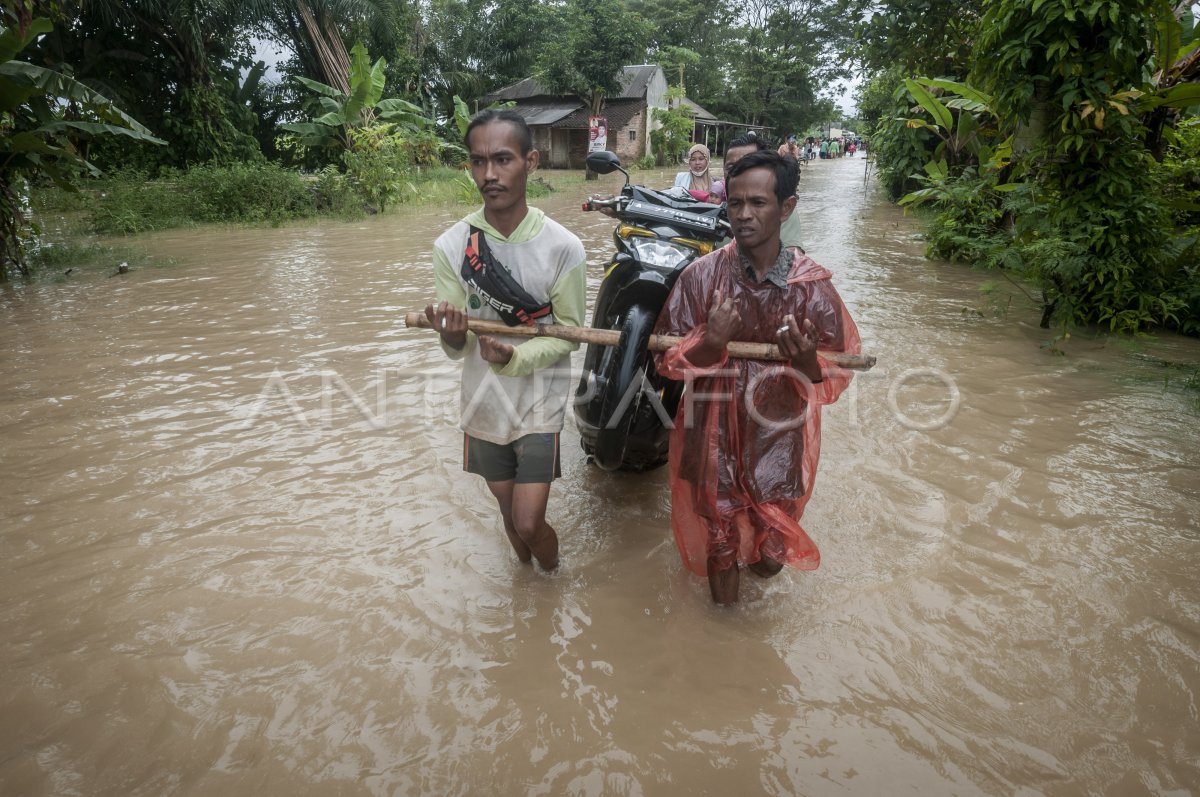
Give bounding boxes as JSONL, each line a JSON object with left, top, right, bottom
{"left": 624, "top": 236, "right": 698, "bottom": 270}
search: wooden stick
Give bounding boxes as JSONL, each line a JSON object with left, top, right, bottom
{"left": 404, "top": 312, "right": 876, "bottom": 370}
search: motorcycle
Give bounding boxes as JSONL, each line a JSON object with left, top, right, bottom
{"left": 575, "top": 150, "right": 730, "bottom": 472}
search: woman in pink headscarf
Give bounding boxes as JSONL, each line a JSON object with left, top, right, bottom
{"left": 673, "top": 143, "right": 719, "bottom": 202}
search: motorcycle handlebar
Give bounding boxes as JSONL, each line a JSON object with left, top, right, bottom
{"left": 585, "top": 190, "right": 731, "bottom": 234}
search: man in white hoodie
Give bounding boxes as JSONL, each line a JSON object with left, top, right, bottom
{"left": 424, "top": 110, "right": 587, "bottom": 571}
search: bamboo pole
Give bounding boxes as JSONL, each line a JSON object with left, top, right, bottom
{"left": 403, "top": 312, "right": 876, "bottom": 370}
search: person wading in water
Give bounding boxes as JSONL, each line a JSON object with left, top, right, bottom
{"left": 652, "top": 151, "right": 861, "bottom": 604}
{"left": 424, "top": 109, "right": 587, "bottom": 570}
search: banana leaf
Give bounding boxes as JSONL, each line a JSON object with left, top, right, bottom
{"left": 0, "top": 18, "right": 52, "bottom": 63}
{"left": 293, "top": 75, "right": 344, "bottom": 99}
{"left": 913, "top": 77, "right": 995, "bottom": 109}
{"left": 0, "top": 60, "right": 156, "bottom": 134}
{"left": 905, "top": 78, "right": 953, "bottom": 131}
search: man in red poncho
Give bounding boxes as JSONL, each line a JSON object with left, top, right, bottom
{"left": 653, "top": 150, "right": 861, "bottom": 604}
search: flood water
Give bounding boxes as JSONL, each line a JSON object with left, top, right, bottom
{"left": 2, "top": 156, "right": 1199, "bottom": 796}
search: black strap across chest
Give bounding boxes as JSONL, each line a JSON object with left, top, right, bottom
{"left": 460, "top": 226, "right": 552, "bottom": 327}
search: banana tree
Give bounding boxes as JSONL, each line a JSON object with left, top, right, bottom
{"left": 1, "top": 13, "right": 164, "bottom": 275}
{"left": 898, "top": 77, "right": 1014, "bottom": 207}
{"left": 281, "top": 41, "right": 432, "bottom": 152}
{"left": 902, "top": 77, "right": 1012, "bottom": 171}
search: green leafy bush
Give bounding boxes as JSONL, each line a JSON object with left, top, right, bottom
{"left": 87, "top": 163, "right": 315, "bottom": 234}
{"left": 870, "top": 78, "right": 937, "bottom": 200}
{"left": 182, "top": 162, "right": 315, "bottom": 223}
{"left": 650, "top": 88, "right": 695, "bottom": 167}
{"left": 310, "top": 165, "right": 359, "bottom": 215}
{"left": 343, "top": 124, "right": 409, "bottom": 213}
{"left": 90, "top": 170, "right": 199, "bottom": 234}
{"left": 920, "top": 169, "right": 1007, "bottom": 265}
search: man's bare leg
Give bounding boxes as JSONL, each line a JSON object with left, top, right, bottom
{"left": 707, "top": 557, "right": 740, "bottom": 605}
{"left": 485, "top": 479, "right": 532, "bottom": 564}
{"left": 748, "top": 529, "right": 785, "bottom": 578}
{"left": 511, "top": 481, "right": 559, "bottom": 570}
{"left": 747, "top": 555, "right": 783, "bottom": 578}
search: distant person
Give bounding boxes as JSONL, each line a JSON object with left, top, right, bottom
{"left": 424, "top": 109, "right": 587, "bottom": 572}
{"left": 778, "top": 135, "right": 803, "bottom": 161}
{"left": 674, "top": 143, "right": 718, "bottom": 202}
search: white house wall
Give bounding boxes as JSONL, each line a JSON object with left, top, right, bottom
{"left": 644, "top": 68, "right": 669, "bottom": 160}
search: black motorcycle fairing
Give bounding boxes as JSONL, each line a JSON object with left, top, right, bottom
{"left": 624, "top": 185, "right": 725, "bottom": 217}
{"left": 620, "top": 186, "right": 724, "bottom": 237}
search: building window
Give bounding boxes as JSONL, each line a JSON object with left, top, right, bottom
{"left": 629, "top": 129, "right": 636, "bottom": 141}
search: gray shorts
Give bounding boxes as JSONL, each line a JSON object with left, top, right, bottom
{"left": 463, "top": 432, "right": 562, "bottom": 484}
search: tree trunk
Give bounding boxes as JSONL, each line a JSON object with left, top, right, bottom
{"left": 297, "top": 2, "right": 350, "bottom": 95}
{"left": 1013, "top": 85, "right": 1051, "bottom": 155}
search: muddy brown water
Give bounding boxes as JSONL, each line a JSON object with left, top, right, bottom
{"left": 2, "top": 158, "right": 1198, "bottom": 796}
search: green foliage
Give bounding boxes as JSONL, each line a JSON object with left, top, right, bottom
{"left": 527, "top": 176, "right": 554, "bottom": 199}
{"left": 35, "top": 0, "right": 263, "bottom": 172}
{"left": 721, "top": 1, "right": 856, "bottom": 133}
{"left": 282, "top": 42, "right": 434, "bottom": 152}
{"left": 919, "top": 170, "right": 1009, "bottom": 265}
{"left": 452, "top": 95, "right": 471, "bottom": 139}
{"left": 280, "top": 41, "right": 446, "bottom": 211}
{"left": 343, "top": 123, "right": 409, "bottom": 213}
{"left": 420, "top": 0, "right": 551, "bottom": 118}
{"left": 87, "top": 163, "right": 316, "bottom": 234}
{"left": 902, "top": 79, "right": 1008, "bottom": 175}
{"left": 865, "top": 0, "right": 1200, "bottom": 336}
{"left": 1150, "top": 120, "right": 1200, "bottom": 334}
{"left": 897, "top": 77, "right": 1014, "bottom": 209}
{"left": 535, "top": 0, "right": 651, "bottom": 113}
{"left": 1, "top": 10, "right": 165, "bottom": 275}
{"left": 650, "top": 88, "right": 694, "bottom": 166}
{"left": 869, "top": 76, "right": 937, "bottom": 200}
{"left": 856, "top": 0, "right": 980, "bottom": 78}
{"left": 633, "top": 155, "right": 656, "bottom": 171}
{"left": 310, "top": 165, "right": 359, "bottom": 215}
{"left": 855, "top": 67, "right": 903, "bottom": 135}
{"left": 185, "top": 162, "right": 315, "bottom": 224}
{"left": 160, "top": 82, "right": 262, "bottom": 167}
{"left": 453, "top": 173, "right": 478, "bottom": 204}
{"left": 966, "top": 0, "right": 1184, "bottom": 333}
{"left": 89, "top": 170, "right": 196, "bottom": 234}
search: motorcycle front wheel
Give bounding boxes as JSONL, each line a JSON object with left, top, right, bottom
{"left": 592, "top": 304, "right": 658, "bottom": 471}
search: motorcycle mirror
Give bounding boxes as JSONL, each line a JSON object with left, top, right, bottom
{"left": 586, "top": 151, "right": 628, "bottom": 182}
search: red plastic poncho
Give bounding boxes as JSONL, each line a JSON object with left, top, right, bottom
{"left": 653, "top": 243, "right": 861, "bottom": 576}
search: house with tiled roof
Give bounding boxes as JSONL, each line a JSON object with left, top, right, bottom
{"left": 481, "top": 65, "right": 673, "bottom": 168}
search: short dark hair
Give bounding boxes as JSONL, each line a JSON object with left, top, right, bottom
{"left": 726, "top": 150, "right": 799, "bottom": 205}
{"left": 466, "top": 108, "right": 533, "bottom": 155}
{"left": 725, "top": 132, "right": 770, "bottom": 153}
